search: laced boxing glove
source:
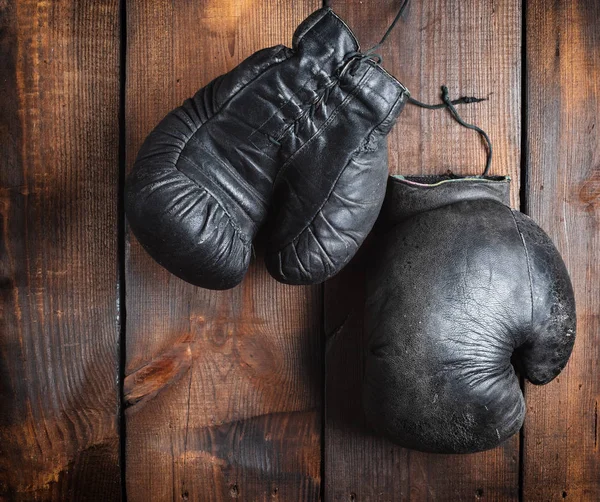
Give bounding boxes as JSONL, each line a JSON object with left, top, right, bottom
{"left": 264, "top": 11, "right": 408, "bottom": 285}
{"left": 126, "top": 7, "right": 408, "bottom": 289}
{"left": 363, "top": 174, "right": 576, "bottom": 453}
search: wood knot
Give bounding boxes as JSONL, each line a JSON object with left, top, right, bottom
{"left": 578, "top": 167, "right": 600, "bottom": 209}
{"left": 124, "top": 340, "right": 192, "bottom": 408}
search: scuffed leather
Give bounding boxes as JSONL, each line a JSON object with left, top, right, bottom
{"left": 264, "top": 10, "right": 408, "bottom": 285}
{"left": 364, "top": 175, "right": 576, "bottom": 453}
{"left": 125, "top": 7, "right": 408, "bottom": 289}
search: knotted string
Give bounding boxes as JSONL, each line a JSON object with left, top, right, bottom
{"left": 326, "top": 1, "right": 493, "bottom": 175}
{"left": 408, "top": 87, "right": 493, "bottom": 176}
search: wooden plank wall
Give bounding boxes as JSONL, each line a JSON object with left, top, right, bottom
{"left": 0, "top": 0, "right": 121, "bottom": 500}
{"left": 1, "top": 0, "right": 599, "bottom": 500}
{"left": 523, "top": 1, "right": 600, "bottom": 500}
{"left": 124, "top": 1, "right": 322, "bottom": 501}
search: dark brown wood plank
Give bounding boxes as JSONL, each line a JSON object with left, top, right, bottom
{"left": 325, "top": 0, "right": 522, "bottom": 500}
{"left": 124, "top": 1, "right": 322, "bottom": 500}
{"left": 523, "top": 1, "right": 600, "bottom": 500}
{"left": 0, "top": 0, "right": 121, "bottom": 500}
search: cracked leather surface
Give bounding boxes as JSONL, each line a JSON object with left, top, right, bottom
{"left": 125, "top": 7, "right": 408, "bottom": 289}
{"left": 363, "top": 175, "right": 576, "bottom": 453}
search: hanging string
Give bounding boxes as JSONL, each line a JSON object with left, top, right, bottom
{"left": 364, "top": 0, "right": 410, "bottom": 56}
{"left": 408, "top": 94, "right": 487, "bottom": 109}
{"left": 337, "top": 0, "right": 411, "bottom": 73}
{"left": 409, "top": 87, "right": 493, "bottom": 176}
{"left": 325, "top": 1, "right": 492, "bottom": 175}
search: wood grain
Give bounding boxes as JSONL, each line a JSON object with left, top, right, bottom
{"left": 2, "top": 1, "right": 598, "bottom": 499}
{"left": 0, "top": 0, "right": 121, "bottom": 500}
{"left": 523, "top": 1, "right": 600, "bottom": 500}
{"left": 325, "top": 0, "right": 522, "bottom": 500}
{"left": 124, "top": 1, "right": 322, "bottom": 500}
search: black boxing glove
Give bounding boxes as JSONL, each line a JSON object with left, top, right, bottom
{"left": 126, "top": 7, "right": 408, "bottom": 289}
{"left": 264, "top": 10, "right": 407, "bottom": 285}
{"left": 363, "top": 175, "right": 576, "bottom": 453}
{"left": 125, "top": 42, "right": 288, "bottom": 289}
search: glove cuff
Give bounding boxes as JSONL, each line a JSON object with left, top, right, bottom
{"left": 381, "top": 174, "right": 511, "bottom": 223}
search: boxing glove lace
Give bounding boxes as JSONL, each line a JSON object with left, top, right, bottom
{"left": 264, "top": 9, "right": 408, "bottom": 285}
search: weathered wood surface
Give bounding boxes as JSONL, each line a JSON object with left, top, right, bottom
{"left": 325, "top": 0, "right": 522, "bottom": 500}
{"left": 2, "top": 0, "right": 599, "bottom": 500}
{"left": 523, "top": 1, "right": 600, "bottom": 500}
{"left": 124, "top": 1, "right": 323, "bottom": 501}
{"left": 0, "top": 0, "right": 121, "bottom": 500}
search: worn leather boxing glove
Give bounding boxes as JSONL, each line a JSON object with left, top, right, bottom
{"left": 363, "top": 175, "right": 576, "bottom": 453}
{"left": 126, "top": 7, "right": 408, "bottom": 289}
{"left": 264, "top": 11, "right": 408, "bottom": 285}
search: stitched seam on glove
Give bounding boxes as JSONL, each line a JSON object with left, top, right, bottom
{"left": 510, "top": 209, "right": 536, "bottom": 341}
{"left": 178, "top": 151, "right": 262, "bottom": 232}
{"left": 366, "top": 59, "right": 408, "bottom": 94}
{"left": 161, "top": 50, "right": 296, "bottom": 248}
{"left": 187, "top": 135, "right": 269, "bottom": 209}
{"left": 325, "top": 11, "right": 361, "bottom": 53}
{"left": 171, "top": 46, "right": 293, "bottom": 168}
{"left": 249, "top": 54, "right": 338, "bottom": 143}
{"left": 292, "top": 8, "right": 330, "bottom": 49}
{"left": 174, "top": 155, "right": 253, "bottom": 246}
{"left": 272, "top": 75, "right": 338, "bottom": 142}
{"left": 247, "top": 64, "right": 323, "bottom": 140}
{"left": 214, "top": 46, "right": 292, "bottom": 110}
{"left": 271, "top": 87, "right": 407, "bottom": 255}
{"left": 272, "top": 65, "right": 374, "bottom": 187}
{"left": 255, "top": 7, "right": 357, "bottom": 140}
{"left": 294, "top": 8, "right": 359, "bottom": 54}
{"left": 266, "top": 14, "right": 372, "bottom": 146}
{"left": 275, "top": 12, "right": 359, "bottom": 140}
